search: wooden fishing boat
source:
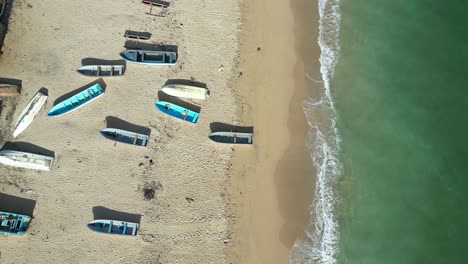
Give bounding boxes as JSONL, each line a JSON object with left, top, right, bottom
{"left": 12, "top": 91, "right": 48, "bottom": 138}
{"left": 154, "top": 101, "right": 199, "bottom": 123}
{"left": 142, "top": 0, "right": 170, "bottom": 8}
{"left": 161, "top": 84, "right": 208, "bottom": 100}
{"left": 0, "top": 211, "right": 31, "bottom": 235}
{"left": 87, "top": 219, "right": 138, "bottom": 236}
{"left": 119, "top": 50, "right": 176, "bottom": 65}
{"left": 100, "top": 128, "right": 149, "bottom": 147}
{"left": 124, "top": 30, "right": 151, "bottom": 40}
{"left": 77, "top": 65, "right": 124, "bottom": 77}
{"left": 208, "top": 131, "right": 253, "bottom": 144}
{"left": 47, "top": 83, "right": 103, "bottom": 117}
{"left": 0, "top": 150, "right": 54, "bottom": 171}
{"left": 0, "top": 84, "right": 20, "bottom": 97}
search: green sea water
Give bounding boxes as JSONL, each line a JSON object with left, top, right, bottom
{"left": 333, "top": 0, "right": 468, "bottom": 263}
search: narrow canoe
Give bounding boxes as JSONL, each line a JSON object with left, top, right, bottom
{"left": 161, "top": 84, "right": 208, "bottom": 100}
{"left": 100, "top": 128, "right": 149, "bottom": 147}
{"left": 209, "top": 132, "right": 253, "bottom": 144}
{"left": 87, "top": 219, "right": 138, "bottom": 236}
{"left": 13, "top": 91, "right": 48, "bottom": 138}
{"left": 47, "top": 83, "right": 104, "bottom": 117}
{"left": 0, "top": 150, "right": 54, "bottom": 171}
{"left": 0, "top": 211, "right": 31, "bottom": 235}
{"left": 120, "top": 50, "right": 177, "bottom": 65}
{"left": 77, "top": 65, "right": 125, "bottom": 77}
{"left": 154, "top": 101, "right": 199, "bottom": 123}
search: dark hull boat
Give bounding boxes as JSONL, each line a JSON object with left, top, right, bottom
{"left": 120, "top": 50, "right": 177, "bottom": 65}
{"left": 209, "top": 131, "right": 253, "bottom": 144}
{"left": 100, "top": 128, "right": 149, "bottom": 147}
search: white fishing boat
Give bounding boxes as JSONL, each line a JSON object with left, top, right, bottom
{"left": 161, "top": 84, "right": 208, "bottom": 100}
{"left": 0, "top": 150, "right": 54, "bottom": 171}
{"left": 12, "top": 91, "right": 48, "bottom": 138}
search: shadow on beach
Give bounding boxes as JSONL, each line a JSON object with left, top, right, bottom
{"left": 157, "top": 91, "right": 201, "bottom": 113}
{"left": 0, "top": 193, "right": 36, "bottom": 217}
{"left": 209, "top": 122, "right": 254, "bottom": 134}
{"left": 2, "top": 141, "right": 55, "bottom": 157}
{"left": 81, "top": 58, "right": 127, "bottom": 68}
{"left": 92, "top": 206, "right": 141, "bottom": 224}
{"left": 52, "top": 79, "right": 107, "bottom": 106}
{"left": 105, "top": 116, "right": 151, "bottom": 136}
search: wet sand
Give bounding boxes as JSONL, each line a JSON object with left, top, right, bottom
{"left": 227, "top": 0, "right": 321, "bottom": 263}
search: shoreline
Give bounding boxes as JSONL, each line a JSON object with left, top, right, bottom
{"left": 228, "top": 0, "right": 321, "bottom": 263}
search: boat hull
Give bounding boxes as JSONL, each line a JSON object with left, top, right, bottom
{"left": 87, "top": 219, "right": 139, "bottom": 236}
{"left": 13, "top": 91, "right": 48, "bottom": 138}
{"left": 154, "top": 101, "right": 199, "bottom": 123}
{"left": 209, "top": 132, "right": 253, "bottom": 144}
{"left": 161, "top": 84, "right": 207, "bottom": 100}
{"left": 77, "top": 65, "right": 124, "bottom": 77}
{"left": 0, "top": 150, "right": 54, "bottom": 171}
{"left": 120, "top": 50, "right": 177, "bottom": 65}
{"left": 100, "top": 128, "right": 149, "bottom": 147}
{"left": 0, "top": 211, "right": 31, "bottom": 235}
{"left": 47, "top": 83, "right": 104, "bottom": 117}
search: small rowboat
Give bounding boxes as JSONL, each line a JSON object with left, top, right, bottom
{"left": 154, "top": 101, "right": 199, "bottom": 123}
{"left": 77, "top": 65, "right": 124, "bottom": 77}
{"left": 120, "top": 50, "right": 177, "bottom": 65}
{"left": 209, "top": 132, "right": 253, "bottom": 144}
{"left": 87, "top": 219, "right": 139, "bottom": 236}
{"left": 100, "top": 128, "right": 149, "bottom": 147}
{"left": 161, "top": 84, "right": 208, "bottom": 100}
{"left": 47, "top": 83, "right": 104, "bottom": 117}
{"left": 0, "top": 211, "right": 31, "bottom": 235}
{"left": 0, "top": 150, "right": 54, "bottom": 171}
{"left": 13, "top": 91, "right": 48, "bottom": 138}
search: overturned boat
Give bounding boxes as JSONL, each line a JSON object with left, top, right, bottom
{"left": 13, "top": 91, "right": 48, "bottom": 138}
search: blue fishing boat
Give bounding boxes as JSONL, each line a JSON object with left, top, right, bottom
{"left": 100, "top": 128, "right": 149, "bottom": 147}
{"left": 120, "top": 50, "right": 177, "bottom": 65}
{"left": 154, "top": 101, "right": 199, "bottom": 123}
{"left": 47, "top": 83, "right": 104, "bottom": 117}
{"left": 87, "top": 219, "right": 138, "bottom": 236}
{"left": 0, "top": 211, "right": 31, "bottom": 235}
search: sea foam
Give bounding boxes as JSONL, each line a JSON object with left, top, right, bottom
{"left": 290, "top": 0, "right": 342, "bottom": 263}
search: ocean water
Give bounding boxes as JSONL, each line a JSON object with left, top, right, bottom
{"left": 292, "top": 0, "right": 468, "bottom": 263}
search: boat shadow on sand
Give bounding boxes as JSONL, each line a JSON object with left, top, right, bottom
{"left": 52, "top": 78, "right": 107, "bottom": 106}
{"left": 92, "top": 206, "right": 141, "bottom": 224}
{"left": 0, "top": 193, "right": 36, "bottom": 217}
{"left": 80, "top": 58, "right": 127, "bottom": 68}
{"left": 123, "top": 41, "right": 178, "bottom": 54}
{"left": 2, "top": 141, "right": 55, "bottom": 158}
{"left": 157, "top": 91, "right": 201, "bottom": 113}
{"left": 104, "top": 116, "right": 151, "bottom": 137}
{"left": 209, "top": 122, "right": 254, "bottom": 134}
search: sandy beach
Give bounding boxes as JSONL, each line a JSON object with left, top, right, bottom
{"left": 0, "top": 0, "right": 240, "bottom": 263}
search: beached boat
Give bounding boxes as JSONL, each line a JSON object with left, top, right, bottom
{"left": 208, "top": 131, "right": 253, "bottom": 144}
{"left": 87, "top": 219, "right": 138, "bottom": 236}
{"left": 100, "top": 128, "right": 149, "bottom": 147}
{"left": 13, "top": 91, "right": 48, "bottom": 138}
{"left": 0, "top": 150, "right": 54, "bottom": 171}
{"left": 161, "top": 84, "right": 208, "bottom": 100}
{"left": 142, "top": 0, "right": 170, "bottom": 8}
{"left": 154, "top": 101, "right": 199, "bottom": 123}
{"left": 77, "top": 65, "right": 124, "bottom": 77}
{"left": 119, "top": 50, "right": 177, "bottom": 65}
{"left": 47, "top": 83, "right": 104, "bottom": 117}
{"left": 0, "top": 211, "right": 31, "bottom": 235}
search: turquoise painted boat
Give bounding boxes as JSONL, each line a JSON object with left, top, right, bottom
{"left": 87, "top": 219, "right": 138, "bottom": 236}
{"left": 0, "top": 211, "right": 31, "bottom": 235}
{"left": 47, "top": 83, "right": 104, "bottom": 117}
{"left": 120, "top": 50, "right": 177, "bottom": 65}
{"left": 154, "top": 101, "right": 199, "bottom": 123}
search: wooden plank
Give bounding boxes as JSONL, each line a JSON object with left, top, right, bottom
{"left": 0, "top": 84, "right": 20, "bottom": 97}
{"left": 142, "top": 0, "right": 170, "bottom": 8}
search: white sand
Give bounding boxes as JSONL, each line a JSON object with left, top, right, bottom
{"left": 0, "top": 0, "right": 240, "bottom": 263}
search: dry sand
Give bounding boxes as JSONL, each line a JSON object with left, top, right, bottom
{"left": 0, "top": 0, "right": 241, "bottom": 263}
{"left": 226, "top": 0, "right": 321, "bottom": 263}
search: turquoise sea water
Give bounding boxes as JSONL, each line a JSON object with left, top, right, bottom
{"left": 291, "top": 0, "right": 468, "bottom": 263}
{"left": 334, "top": 0, "right": 468, "bottom": 263}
